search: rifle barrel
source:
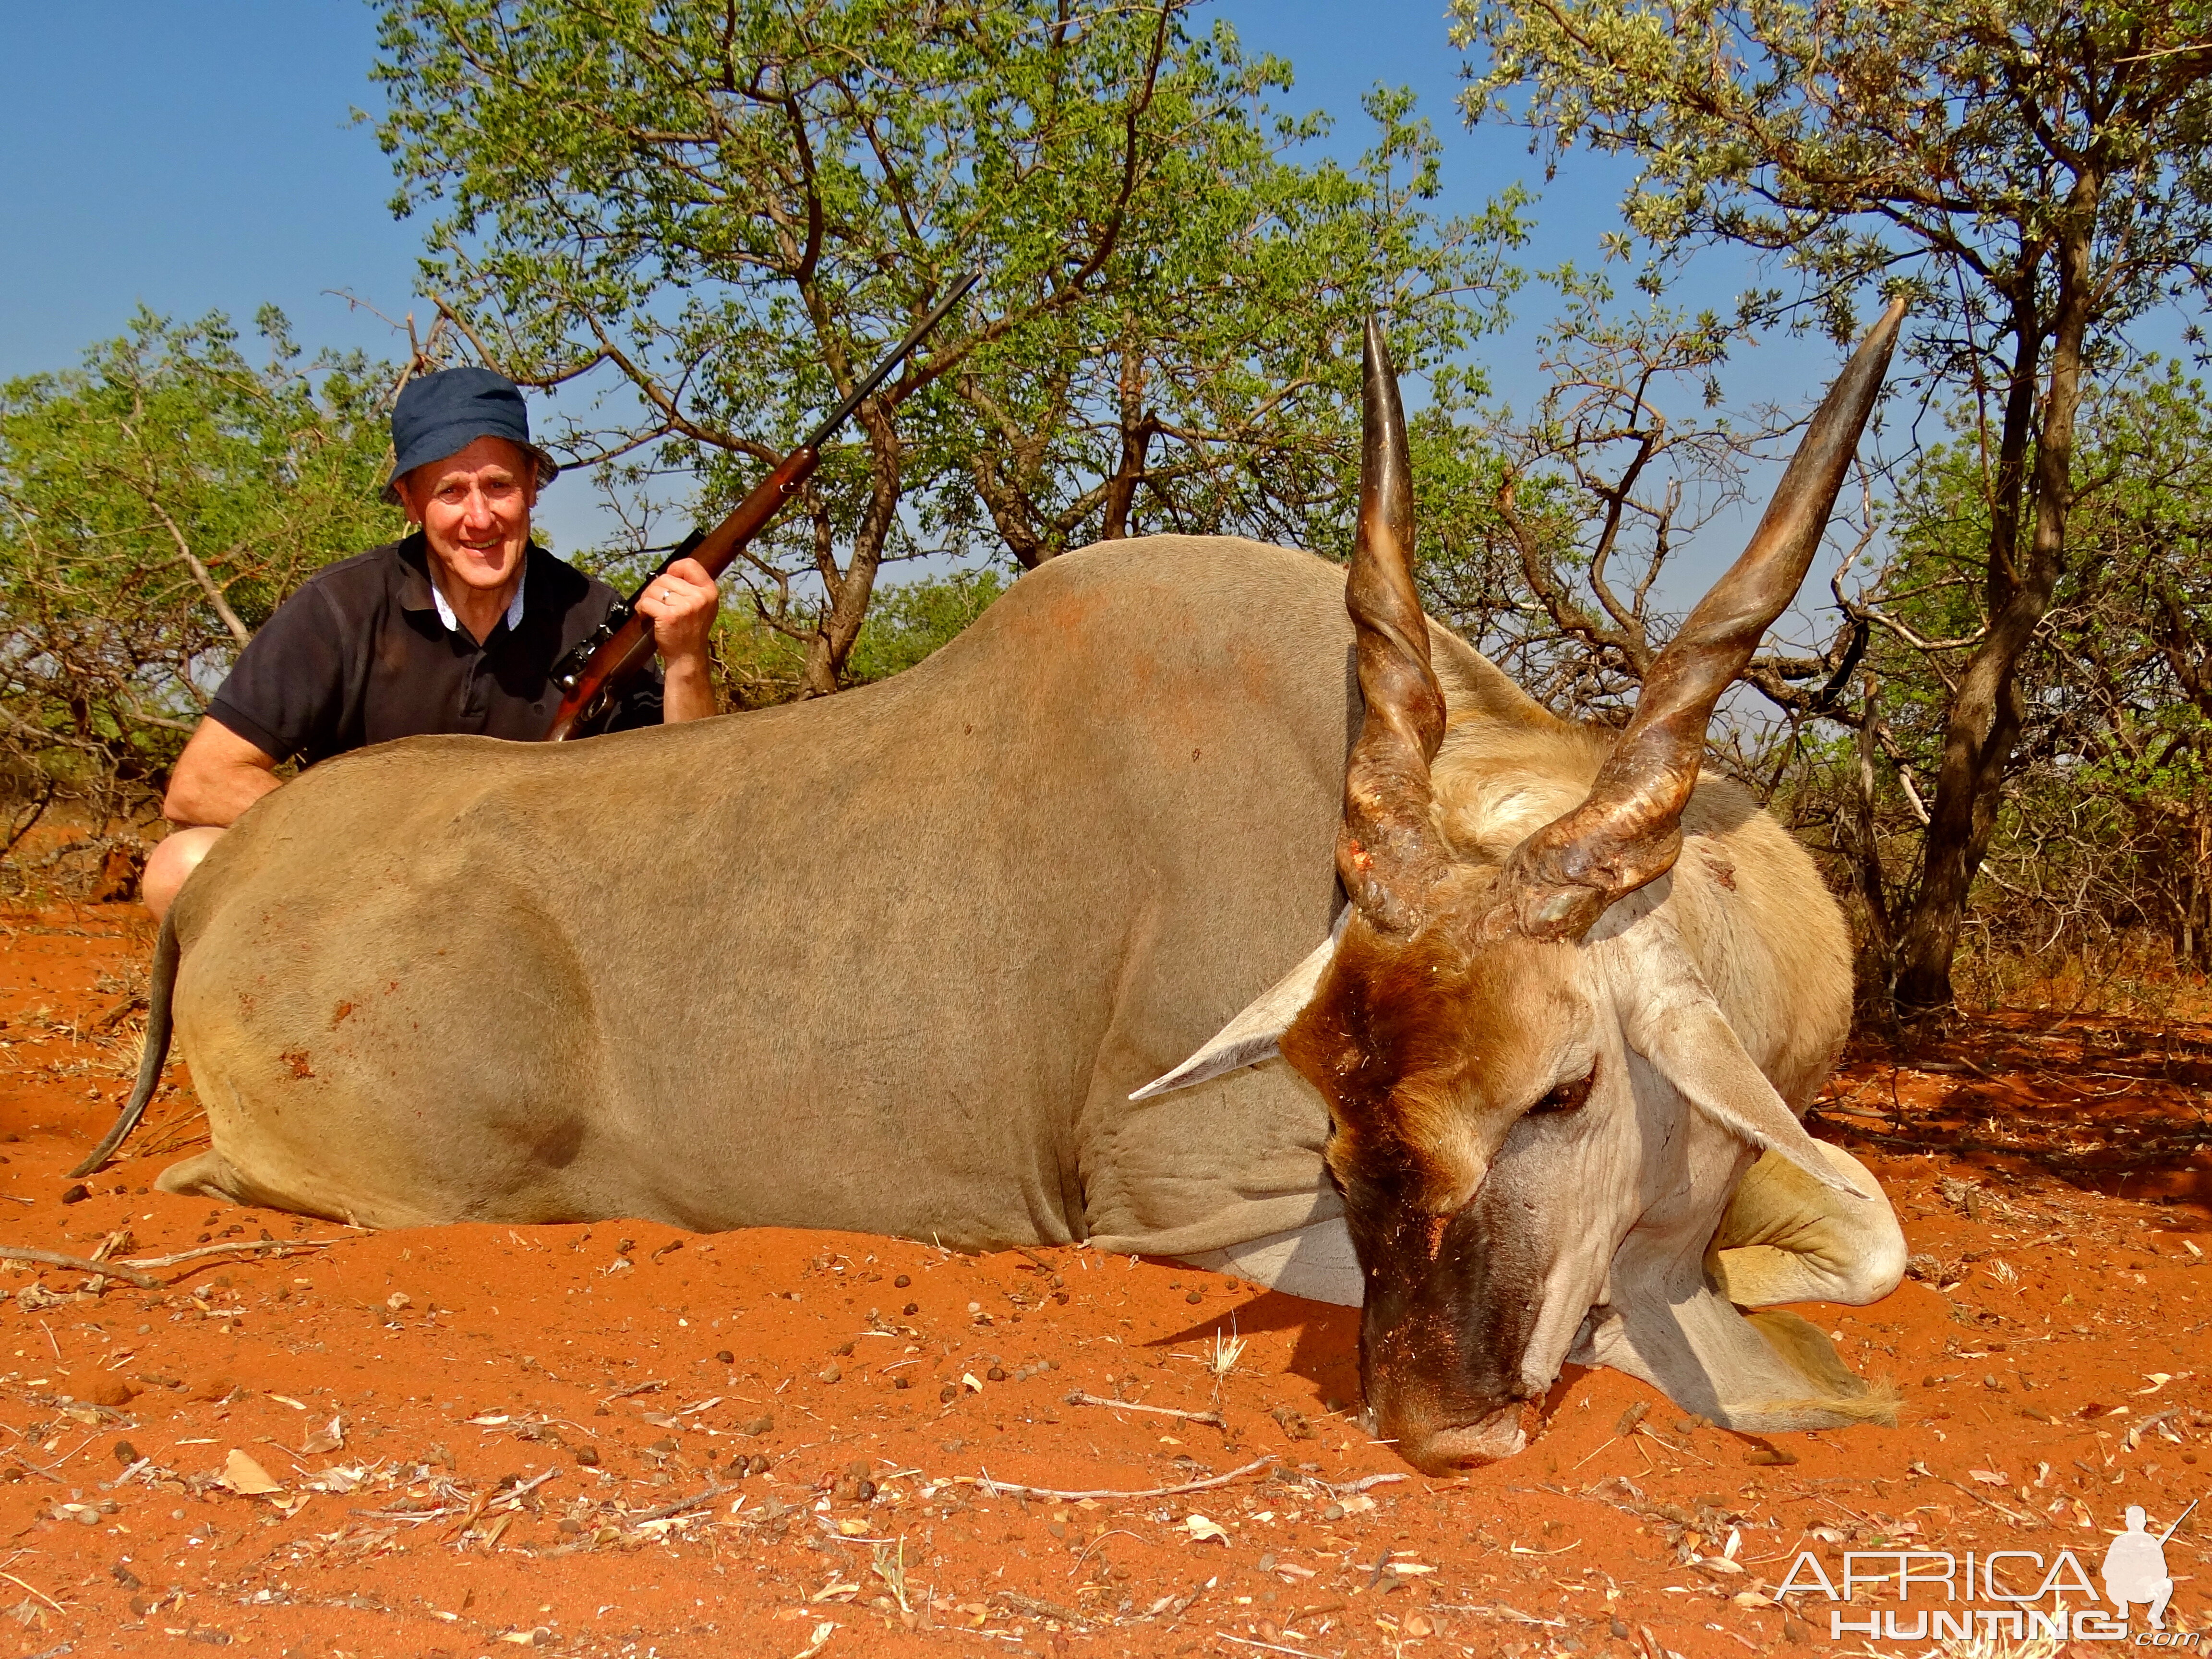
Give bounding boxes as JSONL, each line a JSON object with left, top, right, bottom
{"left": 803, "top": 269, "right": 980, "bottom": 452}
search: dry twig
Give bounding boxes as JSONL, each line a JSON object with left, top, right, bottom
{"left": 623, "top": 1479, "right": 738, "bottom": 1524}
{"left": 0, "top": 1246, "right": 161, "bottom": 1290}
{"left": 122, "top": 1238, "right": 346, "bottom": 1272}
{"left": 974, "top": 1455, "right": 1276, "bottom": 1503}
{"left": 1064, "top": 1389, "right": 1225, "bottom": 1428}
{"left": 1299, "top": 1471, "right": 1409, "bottom": 1497}
{"left": 0, "top": 1570, "right": 63, "bottom": 1614}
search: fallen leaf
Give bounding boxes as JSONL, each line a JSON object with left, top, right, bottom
{"left": 2135, "top": 1373, "right": 2173, "bottom": 1395}
{"left": 1732, "top": 1591, "right": 1772, "bottom": 1608}
{"left": 298, "top": 1416, "right": 343, "bottom": 1456}
{"left": 1184, "top": 1514, "right": 1230, "bottom": 1544}
{"left": 961, "top": 1373, "right": 983, "bottom": 1393}
{"left": 1967, "top": 1468, "right": 2010, "bottom": 1485}
{"left": 221, "top": 1449, "right": 282, "bottom": 1495}
{"left": 268, "top": 1394, "right": 307, "bottom": 1410}
{"left": 836, "top": 1519, "right": 871, "bottom": 1537}
{"left": 809, "top": 1583, "right": 859, "bottom": 1603}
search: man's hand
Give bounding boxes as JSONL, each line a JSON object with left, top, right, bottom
{"left": 164, "top": 718, "right": 282, "bottom": 828}
{"left": 634, "top": 555, "right": 720, "bottom": 723}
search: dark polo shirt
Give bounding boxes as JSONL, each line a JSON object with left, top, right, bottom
{"left": 206, "top": 533, "right": 659, "bottom": 765}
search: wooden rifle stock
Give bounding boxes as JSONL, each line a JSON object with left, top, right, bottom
{"left": 541, "top": 269, "right": 979, "bottom": 742}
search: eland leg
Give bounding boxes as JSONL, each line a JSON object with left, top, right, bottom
{"left": 1180, "top": 1217, "right": 1363, "bottom": 1306}
{"left": 1707, "top": 1144, "right": 1905, "bottom": 1309}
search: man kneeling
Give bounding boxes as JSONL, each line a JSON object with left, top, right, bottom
{"left": 144, "top": 368, "right": 719, "bottom": 919}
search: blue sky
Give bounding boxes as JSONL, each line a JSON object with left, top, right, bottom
{"left": 0, "top": 0, "right": 1827, "bottom": 576}
{"left": 1, "top": 0, "right": 1623, "bottom": 378}
{"left": 1, "top": 2, "right": 416, "bottom": 378}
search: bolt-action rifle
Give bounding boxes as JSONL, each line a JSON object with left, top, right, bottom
{"left": 542, "top": 270, "right": 979, "bottom": 741}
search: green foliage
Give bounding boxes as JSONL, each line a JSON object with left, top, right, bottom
{"left": 844, "top": 570, "right": 1007, "bottom": 685}
{"left": 1453, "top": 0, "right": 2212, "bottom": 350}
{"left": 371, "top": 0, "right": 1527, "bottom": 692}
{"left": 708, "top": 568, "right": 1008, "bottom": 705}
{"left": 0, "top": 309, "right": 400, "bottom": 817}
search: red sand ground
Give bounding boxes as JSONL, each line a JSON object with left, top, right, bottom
{"left": 0, "top": 905, "right": 2206, "bottom": 1659}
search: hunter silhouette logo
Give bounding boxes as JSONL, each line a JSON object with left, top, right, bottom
{"left": 2104, "top": 1501, "right": 2193, "bottom": 1631}
{"left": 1776, "top": 1496, "right": 2204, "bottom": 1644}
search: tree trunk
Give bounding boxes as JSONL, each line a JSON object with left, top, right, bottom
{"left": 1100, "top": 342, "right": 1157, "bottom": 540}
{"left": 801, "top": 398, "right": 902, "bottom": 697}
{"left": 1893, "top": 186, "right": 2098, "bottom": 1017}
{"left": 1851, "top": 675, "right": 1895, "bottom": 975}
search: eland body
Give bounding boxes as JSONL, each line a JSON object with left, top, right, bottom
{"left": 117, "top": 313, "right": 1909, "bottom": 1472}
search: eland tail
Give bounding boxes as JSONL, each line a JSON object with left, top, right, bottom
{"left": 67, "top": 908, "right": 178, "bottom": 1178}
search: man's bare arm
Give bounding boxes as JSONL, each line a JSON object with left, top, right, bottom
{"left": 164, "top": 718, "right": 282, "bottom": 827}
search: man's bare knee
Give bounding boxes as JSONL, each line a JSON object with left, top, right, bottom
{"left": 143, "top": 827, "right": 224, "bottom": 921}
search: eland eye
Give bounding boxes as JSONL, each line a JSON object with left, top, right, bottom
{"left": 1529, "top": 1065, "right": 1596, "bottom": 1115}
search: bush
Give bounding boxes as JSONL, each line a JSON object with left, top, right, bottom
{"left": 710, "top": 568, "right": 1008, "bottom": 708}
{"left": 0, "top": 309, "right": 399, "bottom": 829}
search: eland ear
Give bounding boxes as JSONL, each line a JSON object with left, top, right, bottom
{"left": 1130, "top": 912, "right": 1347, "bottom": 1101}
{"left": 1624, "top": 992, "right": 1874, "bottom": 1203}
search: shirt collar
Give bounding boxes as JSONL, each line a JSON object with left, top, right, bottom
{"left": 426, "top": 558, "right": 528, "bottom": 637}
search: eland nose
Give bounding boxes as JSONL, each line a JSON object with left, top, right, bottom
{"left": 1398, "top": 1406, "right": 1528, "bottom": 1473}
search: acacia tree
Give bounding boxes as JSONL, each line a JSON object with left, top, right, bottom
{"left": 1836, "top": 364, "right": 2212, "bottom": 985}
{"left": 1455, "top": 0, "right": 2212, "bottom": 1016}
{"left": 942, "top": 82, "right": 1530, "bottom": 568}
{"left": 373, "top": 0, "right": 1526, "bottom": 696}
{"left": 0, "top": 309, "right": 397, "bottom": 827}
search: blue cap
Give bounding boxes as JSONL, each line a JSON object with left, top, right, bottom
{"left": 382, "top": 366, "right": 558, "bottom": 503}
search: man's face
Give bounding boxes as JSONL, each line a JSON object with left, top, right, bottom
{"left": 396, "top": 435, "right": 537, "bottom": 593}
